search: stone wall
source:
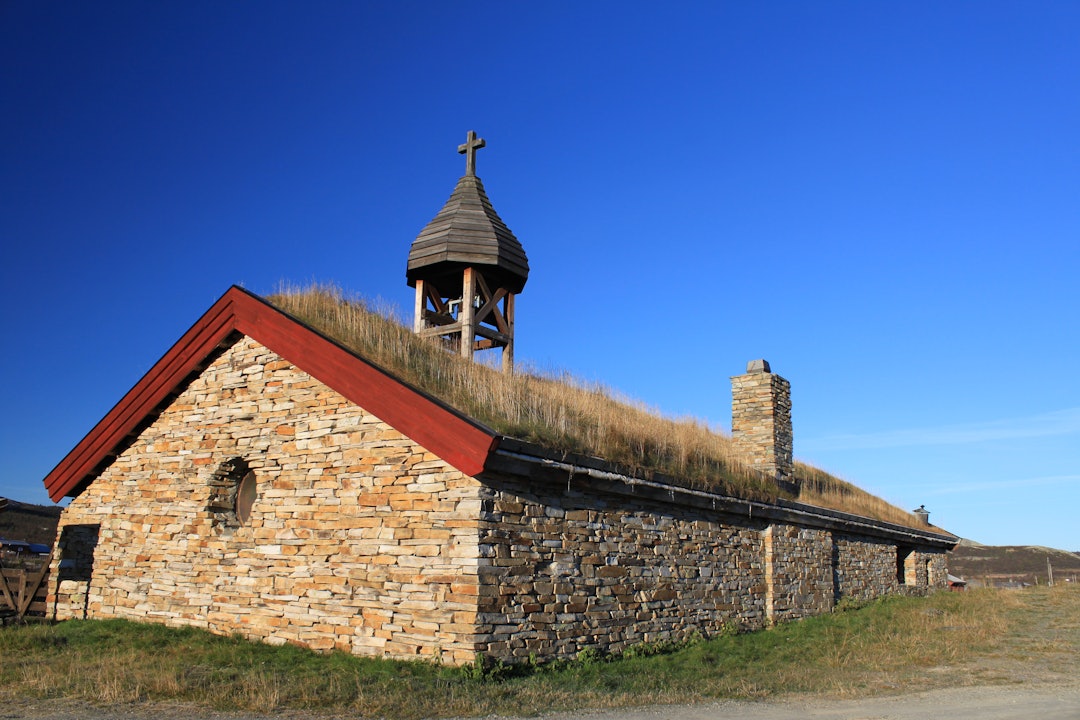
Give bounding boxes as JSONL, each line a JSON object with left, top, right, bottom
{"left": 926, "top": 551, "right": 947, "bottom": 587}
{"left": 52, "top": 523, "right": 100, "bottom": 620}
{"left": 475, "top": 473, "right": 769, "bottom": 661}
{"left": 472, "top": 465, "right": 952, "bottom": 662}
{"left": 47, "top": 336, "right": 483, "bottom": 664}
{"left": 901, "top": 548, "right": 947, "bottom": 590}
{"left": 833, "top": 534, "right": 900, "bottom": 600}
{"left": 45, "top": 335, "right": 952, "bottom": 666}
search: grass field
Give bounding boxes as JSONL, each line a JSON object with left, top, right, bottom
{"left": 2, "top": 586, "right": 1076, "bottom": 718}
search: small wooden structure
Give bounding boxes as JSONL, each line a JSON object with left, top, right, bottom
{"left": 0, "top": 549, "right": 52, "bottom": 623}
{"left": 407, "top": 131, "right": 529, "bottom": 373}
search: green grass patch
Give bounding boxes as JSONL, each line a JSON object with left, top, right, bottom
{"left": 2, "top": 587, "right": 1077, "bottom": 718}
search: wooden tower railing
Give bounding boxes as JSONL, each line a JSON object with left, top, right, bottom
{"left": 414, "top": 268, "right": 516, "bottom": 372}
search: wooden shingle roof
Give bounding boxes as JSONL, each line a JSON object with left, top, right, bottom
{"left": 407, "top": 173, "right": 529, "bottom": 295}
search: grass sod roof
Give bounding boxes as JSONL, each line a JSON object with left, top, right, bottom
{"left": 267, "top": 284, "right": 933, "bottom": 531}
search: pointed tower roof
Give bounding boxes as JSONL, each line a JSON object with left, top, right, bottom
{"left": 407, "top": 131, "right": 529, "bottom": 295}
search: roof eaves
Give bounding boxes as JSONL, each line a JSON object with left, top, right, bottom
{"left": 487, "top": 439, "right": 959, "bottom": 549}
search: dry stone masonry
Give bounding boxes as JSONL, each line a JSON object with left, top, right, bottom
{"left": 50, "top": 336, "right": 484, "bottom": 663}
{"left": 45, "top": 298, "right": 954, "bottom": 666}
{"left": 731, "top": 359, "right": 793, "bottom": 483}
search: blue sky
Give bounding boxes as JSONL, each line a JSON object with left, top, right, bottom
{"left": 2, "top": 2, "right": 1077, "bottom": 550}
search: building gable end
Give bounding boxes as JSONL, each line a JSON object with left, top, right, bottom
{"left": 43, "top": 286, "right": 499, "bottom": 501}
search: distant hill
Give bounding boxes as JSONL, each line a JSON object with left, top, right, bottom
{"left": 948, "top": 539, "right": 1080, "bottom": 587}
{"left": 0, "top": 498, "right": 62, "bottom": 545}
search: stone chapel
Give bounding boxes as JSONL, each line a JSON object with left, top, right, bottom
{"left": 44, "top": 132, "right": 956, "bottom": 664}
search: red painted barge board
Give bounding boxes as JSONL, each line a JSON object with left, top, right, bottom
{"left": 43, "top": 286, "right": 498, "bottom": 501}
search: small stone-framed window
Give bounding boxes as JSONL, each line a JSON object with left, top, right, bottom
{"left": 207, "top": 457, "right": 257, "bottom": 531}
{"left": 236, "top": 469, "right": 257, "bottom": 525}
{"left": 897, "top": 546, "right": 918, "bottom": 586}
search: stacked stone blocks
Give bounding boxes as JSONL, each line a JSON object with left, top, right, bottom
{"left": 476, "top": 477, "right": 769, "bottom": 659}
{"left": 731, "top": 362, "right": 793, "bottom": 482}
{"left": 763, "top": 524, "right": 833, "bottom": 623}
{"left": 47, "top": 338, "right": 950, "bottom": 665}
{"left": 48, "top": 336, "right": 483, "bottom": 664}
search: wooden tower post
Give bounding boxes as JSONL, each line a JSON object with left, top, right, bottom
{"left": 407, "top": 131, "right": 529, "bottom": 373}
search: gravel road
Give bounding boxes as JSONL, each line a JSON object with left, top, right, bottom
{"left": 511, "top": 685, "right": 1080, "bottom": 720}
{"left": 6, "top": 684, "right": 1079, "bottom": 720}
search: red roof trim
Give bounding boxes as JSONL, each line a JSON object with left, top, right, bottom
{"left": 44, "top": 287, "right": 499, "bottom": 501}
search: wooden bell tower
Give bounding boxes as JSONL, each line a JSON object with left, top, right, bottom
{"left": 407, "top": 131, "right": 529, "bottom": 373}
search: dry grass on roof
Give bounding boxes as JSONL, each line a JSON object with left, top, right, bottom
{"left": 794, "top": 463, "right": 931, "bottom": 530}
{"left": 267, "top": 283, "right": 934, "bottom": 530}
{"left": 268, "top": 283, "right": 776, "bottom": 501}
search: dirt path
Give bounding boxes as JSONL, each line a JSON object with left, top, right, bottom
{"left": 6, "top": 684, "right": 1080, "bottom": 720}
{"left": 509, "top": 685, "right": 1080, "bottom": 720}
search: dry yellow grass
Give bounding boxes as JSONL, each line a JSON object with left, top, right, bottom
{"left": 4, "top": 587, "right": 1075, "bottom": 714}
{"left": 795, "top": 462, "right": 930, "bottom": 529}
{"left": 267, "top": 283, "right": 935, "bottom": 530}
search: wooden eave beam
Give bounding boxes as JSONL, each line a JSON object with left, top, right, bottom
{"left": 421, "top": 310, "right": 458, "bottom": 327}
{"left": 474, "top": 290, "right": 509, "bottom": 334}
{"left": 474, "top": 339, "right": 505, "bottom": 351}
{"left": 423, "top": 283, "right": 448, "bottom": 314}
{"left": 474, "top": 326, "right": 510, "bottom": 344}
{"left": 418, "top": 322, "right": 463, "bottom": 338}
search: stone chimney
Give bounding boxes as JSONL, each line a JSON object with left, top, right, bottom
{"left": 912, "top": 505, "right": 930, "bottom": 526}
{"left": 731, "top": 359, "right": 793, "bottom": 483}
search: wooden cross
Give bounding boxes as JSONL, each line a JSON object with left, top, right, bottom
{"left": 458, "top": 130, "right": 485, "bottom": 177}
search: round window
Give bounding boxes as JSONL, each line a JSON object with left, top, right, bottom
{"left": 236, "top": 470, "right": 257, "bottom": 525}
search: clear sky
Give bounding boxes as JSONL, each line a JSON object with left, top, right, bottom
{"left": 2, "top": 2, "right": 1077, "bottom": 550}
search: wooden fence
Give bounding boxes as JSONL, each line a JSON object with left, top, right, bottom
{"left": 0, "top": 552, "right": 51, "bottom": 623}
